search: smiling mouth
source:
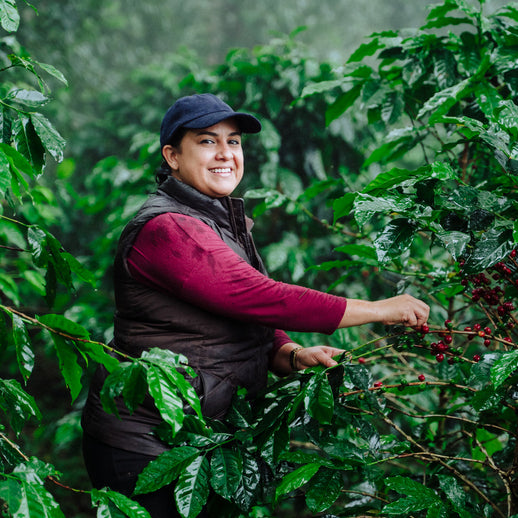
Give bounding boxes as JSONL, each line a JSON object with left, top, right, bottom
{"left": 209, "top": 168, "right": 232, "bottom": 176}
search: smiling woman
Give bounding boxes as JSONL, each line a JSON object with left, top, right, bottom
{"left": 80, "top": 93, "right": 429, "bottom": 517}
{"left": 162, "top": 120, "right": 245, "bottom": 198}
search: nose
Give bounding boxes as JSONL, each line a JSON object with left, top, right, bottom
{"left": 216, "top": 144, "right": 233, "bottom": 161}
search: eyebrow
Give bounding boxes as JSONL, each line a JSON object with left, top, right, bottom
{"left": 194, "top": 130, "right": 242, "bottom": 137}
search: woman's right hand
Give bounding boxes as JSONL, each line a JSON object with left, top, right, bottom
{"left": 339, "top": 294, "right": 429, "bottom": 329}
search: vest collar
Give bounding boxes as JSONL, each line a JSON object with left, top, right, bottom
{"left": 157, "top": 175, "right": 247, "bottom": 231}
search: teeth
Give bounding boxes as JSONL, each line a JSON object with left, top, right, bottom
{"left": 211, "top": 168, "right": 231, "bottom": 173}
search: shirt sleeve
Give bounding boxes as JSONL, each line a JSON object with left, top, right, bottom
{"left": 126, "top": 213, "right": 347, "bottom": 335}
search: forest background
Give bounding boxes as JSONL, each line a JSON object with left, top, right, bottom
{"left": 2, "top": 0, "right": 518, "bottom": 517}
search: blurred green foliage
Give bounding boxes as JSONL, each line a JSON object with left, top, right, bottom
{"left": 1, "top": 0, "right": 518, "bottom": 517}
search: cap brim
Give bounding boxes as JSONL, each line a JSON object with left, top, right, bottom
{"left": 183, "top": 112, "right": 261, "bottom": 133}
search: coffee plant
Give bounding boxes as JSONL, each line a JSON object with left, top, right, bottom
{"left": 2, "top": 0, "right": 518, "bottom": 517}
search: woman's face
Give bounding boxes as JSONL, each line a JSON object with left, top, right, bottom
{"left": 162, "top": 118, "right": 244, "bottom": 198}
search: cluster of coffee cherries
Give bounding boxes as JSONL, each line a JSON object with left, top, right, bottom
{"left": 418, "top": 320, "right": 482, "bottom": 364}
{"left": 459, "top": 252, "right": 517, "bottom": 341}
{"left": 418, "top": 319, "right": 494, "bottom": 364}
{"left": 369, "top": 252, "right": 518, "bottom": 388}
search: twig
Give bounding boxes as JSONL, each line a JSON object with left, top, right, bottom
{"left": 380, "top": 414, "right": 506, "bottom": 518}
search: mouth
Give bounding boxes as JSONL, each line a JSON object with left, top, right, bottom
{"left": 209, "top": 168, "right": 232, "bottom": 177}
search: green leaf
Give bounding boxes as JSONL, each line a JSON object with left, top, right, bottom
{"left": 0, "top": 0, "right": 19, "bottom": 32}
{"left": 91, "top": 488, "right": 151, "bottom": 518}
{"left": 383, "top": 476, "right": 443, "bottom": 515}
{"left": 304, "top": 375, "right": 334, "bottom": 424}
{"left": 363, "top": 162, "right": 457, "bottom": 193}
{"left": 2, "top": 476, "right": 65, "bottom": 518}
{"left": 210, "top": 447, "right": 243, "bottom": 500}
{"left": 0, "top": 148, "right": 11, "bottom": 195}
{"left": 121, "top": 362, "right": 147, "bottom": 413}
{"left": 79, "top": 341, "right": 120, "bottom": 373}
{"left": 60, "top": 251, "right": 96, "bottom": 285}
{"left": 373, "top": 218, "right": 416, "bottom": 265}
{"left": 30, "top": 113, "right": 66, "bottom": 163}
{"left": 436, "top": 475, "right": 469, "bottom": 517}
{"left": 0, "top": 479, "right": 22, "bottom": 515}
{"left": 37, "top": 313, "right": 90, "bottom": 339}
{"left": 140, "top": 347, "right": 189, "bottom": 370}
{"left": 7, "top": 89, "right": 49, "bottom": 108}
{"left": 43, "top": 229, "right": 73, "bottom": 289}
{"left": 300, "top": 78, "right": 351, "bottom": 98}
{"left": 0, "top": 379, "right": 41, "bottom": 435}
{"left": 334, "top": 244, "right": 377, "bottom": 260}
{"left": 353, "top": 193, "right": 413, "bottom": 227}
{"left": 417, "top": 79, "right": 472, "bottom": 121}
{"left": 35, "top": 62, "right": 68, "bottom": 86}
{"left": 100, "top": 362, "right": 133, "bottom": 416}
{"left": 348, "top": 37, "right": 383, "bottom": 62}
{"left": 147, "top": 365, "right": 186, "bottom": 435}
{"left": 50, "top": 334, "right": 82, "bottom": 402}
{"left": 435, "top": 230, "right": 471, "bottom": 260}
{"left": 381, "top": 91, "right": 404, "bottom": 124}
{"left": 141, "top": 349, "right": 201, "bottom": 417}
{"left": 27, "top": 226, "right": 48, "bottom": 266}
{"left": 363, "top": 166, "right": 415, "bottom": 192}
{"left": 325, "top": 83, "right": 364, "bottom": 126}
{"left": 363, "top": 134, "right": 418, "bottom": 167}
{"left": 305, "top": 468, "right": 343, "bottom": 513}
{"left": 274, "top": 463, "right": 320, "bottom": 504}
{"left": 233, "top": 451, "right": 260, "bottom": 511}
{"left": 164, "top": 367, "right": 202, "bottom": 418}
{"left": 175, "top": 455, "right": 210, "bottom": 518}
{"left": 11, "top": 313, "right": 34, "bottom": 381}
{"left": 8, "top": 458, "right": 59, "bottom": 517}
{"left": 332, "top": 192, "right": 357, "bottom": 223}
{"left": 463, "top": 228, "right": 514, "bottom": 274}
{"left": 13, "top": 116, "right": 45, "bottom": 173}
{"left": 491, "top": 349, "right": 518, "bottom": 389}
{"left": 134, "top": 446, "right": 199, "bottom": 495}
{"left": 0, "top": 272, "right": 20, "bottom": 304}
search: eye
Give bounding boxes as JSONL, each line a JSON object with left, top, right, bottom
{"left": 200, "top": 138, "right": 215, "bottom": 145}
{"left": 228, "top": 138, "right": 241, "bottom": 145}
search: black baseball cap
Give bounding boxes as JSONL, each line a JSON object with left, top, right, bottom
{"left": 160, "top": 93, "right": 262, "bottom": 148}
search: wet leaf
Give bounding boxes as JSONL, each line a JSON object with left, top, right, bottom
{"left": 175, "top": 455, "right": 210, "bottom": 518}
{"left": 134, "top": 446, "right": 198, "bottom": 495}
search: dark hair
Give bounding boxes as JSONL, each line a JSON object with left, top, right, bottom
{"left": 155, "top": 127, "right": 188, "bottom": 184}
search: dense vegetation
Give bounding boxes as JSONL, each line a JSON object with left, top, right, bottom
{"left": 1, "top": 0, "right": 518, "bottom": 516}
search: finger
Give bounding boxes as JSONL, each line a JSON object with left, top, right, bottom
{"left": 318, "top": 353, "right": 338, "bottom": 367}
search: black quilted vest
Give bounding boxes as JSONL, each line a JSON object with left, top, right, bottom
{"left": 81, "top": 176, "right": 275, "bottom": 455}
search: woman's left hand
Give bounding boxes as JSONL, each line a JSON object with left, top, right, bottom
{"left": 294, "top": 345, "right": 346, "bottom": 370}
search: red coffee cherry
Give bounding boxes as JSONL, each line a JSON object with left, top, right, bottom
{"left": 436, "top": 353, "right": 444, "bottom": 363}
{"left": 473, "top": 323, "right": 482, "bottom": 331}
{"left": 373, "top": 381, "right": 383, "bottom": 388}
{"left": 484, "top": 339, "right": 491, "bottom": 347}
{"left": 473, "top": 354, "right": 481, "bottom": 362}
{"left": 358, "top": 357, "right": 366, "bottom": 364}
{"left": 418, "top": 374, "right": 425, "bottom": 382}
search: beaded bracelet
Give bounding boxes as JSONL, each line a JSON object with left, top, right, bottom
{"left": 289, "top": 346, "right": 303, "bottom": 371}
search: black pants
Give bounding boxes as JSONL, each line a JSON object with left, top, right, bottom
{"left": 82, "top": 433, "right": 209, "bottom": 518}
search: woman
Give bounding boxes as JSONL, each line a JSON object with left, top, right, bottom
{"left": 81, "top": 93, "right": 429, "bottom": 517}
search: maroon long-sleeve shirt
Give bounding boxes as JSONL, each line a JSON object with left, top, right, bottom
{"left": 126, "top": 213, "right": 347, "bottom": 358}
